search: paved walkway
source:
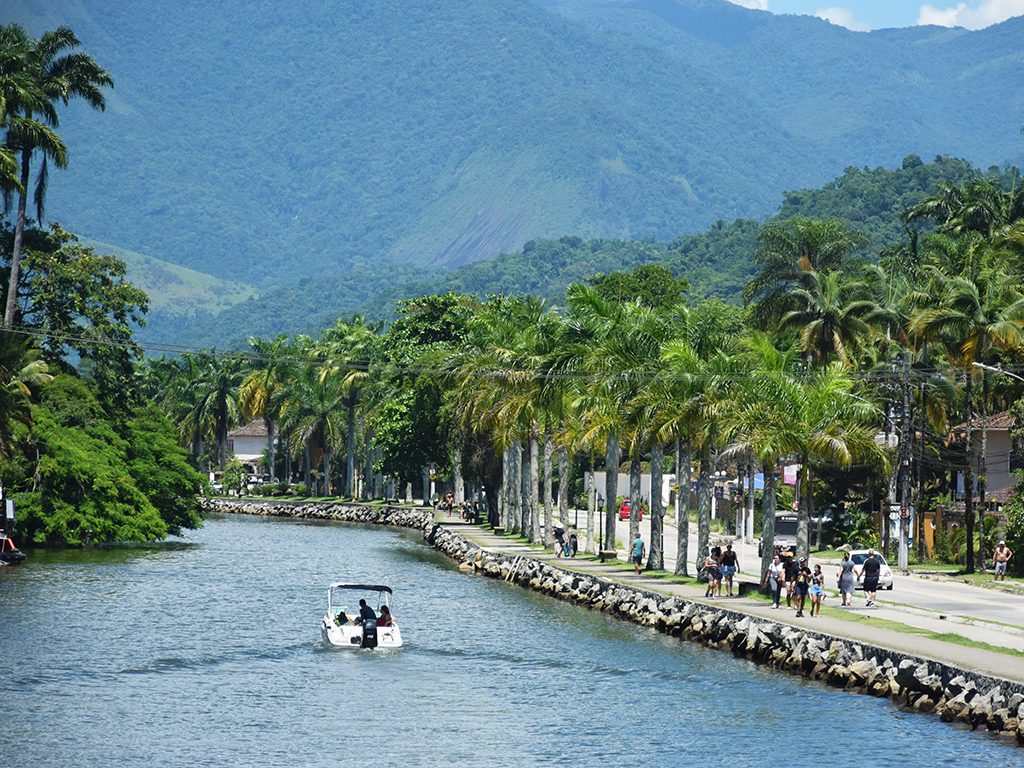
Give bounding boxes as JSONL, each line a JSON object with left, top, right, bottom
{"left": 441, "top": 518, "right": 1024, "bottom": 683}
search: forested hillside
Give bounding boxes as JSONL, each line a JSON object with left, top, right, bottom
{"left": 4, "top": 0, "right": 1023, "bottom": 322}
{"left": 177, "top": 155, "right": 1002, "bottom": 348}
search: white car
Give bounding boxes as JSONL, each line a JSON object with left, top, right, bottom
{"left": 849, "top": 550, "right": 894, "bottom": 590}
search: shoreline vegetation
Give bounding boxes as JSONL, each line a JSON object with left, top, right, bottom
{"left": 203, "top": 497, "right": 1024, "bottom": 747}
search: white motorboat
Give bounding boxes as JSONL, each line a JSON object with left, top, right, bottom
{"left": 320, "top": 583, "right": 402, "bottom": 649}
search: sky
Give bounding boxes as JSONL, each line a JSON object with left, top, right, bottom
{"left": 728, "top": 0, "right": 1024, "bottom": 31}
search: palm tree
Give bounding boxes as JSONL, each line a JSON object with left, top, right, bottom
{"left": 239, "top": 334, "right": 292, "bottom": 483}
{"left": 910, "top": 261, "right": 1024, "bottom": 572}
{"left": 317, "top": 316, "right": 380, "bottom": 497}
{"left": 904, "top": 177, "right": 1024, "bottom": 240}
{"left": 0, "top": 24, "right": 112, "bottom": 328}
{"left": 779, "top": 268, "right": 874, "bottom": 366}
{"left": 0, "top": 329, "right": 50, "bottom": 454}
{"left": 743, "top": 217, "right": 869, "bottom": 329}
{"left": 281, "top": 352, "right": 347, "bottom": 496}
{"left": 717, "top": 334, "right": 803, "bottom": 581}
{"left": 181, "top": 353, "right": 245, "bottom": 472}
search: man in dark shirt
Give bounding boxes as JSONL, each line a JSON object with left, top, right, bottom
{"left": 858, "top": 550, "right": 881, "bottom": 606}
{"left": 358, "top": 599, "right": 377, "bottom": 624}
{"left": 783, "top": 553, "right": 799, "bottom": 607}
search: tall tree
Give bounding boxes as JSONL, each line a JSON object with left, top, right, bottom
{"left": 317, "top": 316, "right": 380, "bottom": 497}
{"left": 239, "top": 334, "right": 292, "bottom": 483}
{"left": 0, "top": 24, "right": 112, "bottom": 328}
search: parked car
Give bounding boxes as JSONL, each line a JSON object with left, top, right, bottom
{"left": 849, "top": 549, "right": 894, "bottom": 590}
{"left": 618, "top": 500, "right": 642, "bottom": 521}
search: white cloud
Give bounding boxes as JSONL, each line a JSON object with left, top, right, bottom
{"left": 816, "top": 6, "right": 872, "bottom": 30}
{"left": 918, "top": 0, "right": 1024, "bottom": 29}
{"left": 728, "top": 0, "right": 769, "bottom": 9}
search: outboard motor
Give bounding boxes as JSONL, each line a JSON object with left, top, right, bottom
{"left": 360, "top": 618, "right": 378, "bottom": 649}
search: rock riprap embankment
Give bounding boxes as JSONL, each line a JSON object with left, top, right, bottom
{"left": 203, "top": 498, "right": 1024, "bottom": 744}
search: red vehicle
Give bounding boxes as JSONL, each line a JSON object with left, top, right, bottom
{"left": 618, "top": 500, "right": 642, "bottom": 521}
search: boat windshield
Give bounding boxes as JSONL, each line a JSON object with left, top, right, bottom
{"left": 328, "top": 586, "right": 393, "bottom": 615}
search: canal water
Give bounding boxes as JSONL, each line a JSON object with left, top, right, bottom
{"left": 1, "top": 513, "right": 1019, "bottom": 766}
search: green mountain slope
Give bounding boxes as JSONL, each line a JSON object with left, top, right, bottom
{"left": 8, "top": 0, "right": 1022, "bottom": 298}
{"left": 13, "top": 0, "right": 811, "bottom": 289}
{"left": 176, "top": 155, "right": 993, "bottom": 349}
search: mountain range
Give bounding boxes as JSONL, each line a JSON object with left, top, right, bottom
{"left": 3, "top": 0, "right": 1023, "bottom": 346}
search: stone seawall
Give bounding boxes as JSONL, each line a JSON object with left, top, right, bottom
{"left": 203, "top": 498, "right": 1024, "bottom": 744}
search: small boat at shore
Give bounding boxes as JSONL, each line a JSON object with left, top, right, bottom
{"left": 320, "top": 583, "right": 402, "bottom": 649}
{"left": 0, "top": 533, "right": 25, "bottom": 566}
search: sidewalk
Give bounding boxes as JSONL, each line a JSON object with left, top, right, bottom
{"left": 444, "top": 518, "right": 1024, "bottom": 684}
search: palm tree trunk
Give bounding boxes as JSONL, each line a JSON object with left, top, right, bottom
{"left": 3, "top": 151, "right": 31, "bottom": 328}
{"left": 604, "top": 431, "right": 620, "bottom": 554}
{"left": 453, "top": 445, "right": 463, "bottom": 505}
{"left": 697, "top": 445, "right": 711, "bottom": 564}
{"left": 674, "top": 438, "right": 691, "bottom": 576}
{"left": 346, "top": 399, "right": 356, "bottom": 496}
{"left": 267, "top": 419, "right": 276, "bottom": 483}
{"left": 512, "top": 439, "right": 523, "bottom": 535}
{"left": 557, "top": 445, "right": 569, "bottom": 532}
{"left": 964, "top": 372, "right": 975, "bottom": 573}
{"left": 323, "top": 450, "right": 332, "bottom": 496}
{"left": 304, "top": 440, "right": 312, "bottom": 492}
{"left": 521, "top": 439, "right": 532, "bottom": 540}
{"left": 760, "top": 459, "right": 778, "bottom": 585}
{"left": 648, "top": 442, "right": 663, "bottom": 571}
{"left": 979, "top": 369, "right": 989, "bottom": 573}
{"left": 543, "top": 427, "right": 553, "bottom": 546}
{"left": 796, "top": 462, "right": 810, "bottom": 562}
{"left": 499, "top": 447, "right": 508, "bottom": 530}
{"left": 529, "top": 422, "right": 540, "bottom": 544}
{"left": 629, "top": 455, "right": 642, "bottom": 543}
{"left": 586, "top": 460, "right": 597, "bottom": 555}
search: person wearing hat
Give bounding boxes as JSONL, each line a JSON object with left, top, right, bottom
{"left": 993, "top": 540, "right": 1013, "bottom": 581}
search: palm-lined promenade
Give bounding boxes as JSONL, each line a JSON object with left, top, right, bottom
{"left": 140, "top": 177, "right": 1024, "bottom": 594}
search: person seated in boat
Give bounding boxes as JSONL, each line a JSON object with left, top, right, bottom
{"left": 335, "top": 607, "right": 352, "bottom": 626}
{"left": 377, "top": 605, "right": 393, "bottom": 626}
{"left": 357, "top": 599, "right": 377, "bottom": 624}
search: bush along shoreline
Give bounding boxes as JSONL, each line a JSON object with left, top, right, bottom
{"left": 202, "top": 497, "right": 1024, "bottom": 745}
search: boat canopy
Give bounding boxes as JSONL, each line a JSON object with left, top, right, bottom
{"left": 327, "top": 583, "right": 393, "bottom": 594}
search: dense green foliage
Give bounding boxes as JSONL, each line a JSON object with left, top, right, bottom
{"left": 181, "top": 156, "right": 1006, "bottom": 349}
{"left": 9, "top": 375, "right": 204, "bottom": 545}
{"left": 3, "top": 0, "right": 1020, "bottom": 321}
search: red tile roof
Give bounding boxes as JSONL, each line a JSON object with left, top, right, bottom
{"left": 228, "top": 419, "right": 268, "bottom": 438}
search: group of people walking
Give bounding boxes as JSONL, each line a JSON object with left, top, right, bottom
{"left": 702, "top": 543, "right": 739, "bottom": 598}
{"left": 764, "top": 549, "right": 882, "bottom": 615}
{"left": 763, "top": 553, "right": 826, "bottom": 616}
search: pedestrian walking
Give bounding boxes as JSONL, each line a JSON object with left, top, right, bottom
{"left": 794, "top": 557, "right": 810, "bottom": 617}
{"left": 720, "top": 543, "right": 738, "bottom": 597}
{"left": 568, "top": 527, "right": 579, "bottom": 558}
{"left": 857, "top": 549, "right": 881, "bottom": 606}
{"left": 809, "top": 564, "right": 824, "bottom": 616}
{"left": 704, "top": 550, "right": 720, "bottom": 599}
{"left": 764, "top": 554, "right": 785, "bottom": 608}
{"left": 783, "top": 552, "right": 799, "bottom": 607}
{"left": 993, "top": 541, "right": 1013, "bottom": 581}
{"left": 837, "top": 551, "right": 856, "bottom": 606}
{"left": 553, "top": 521, "right": 566, "bottom": 558}
{"left": 631, "top": 533, "right": 645, "bottom": 575}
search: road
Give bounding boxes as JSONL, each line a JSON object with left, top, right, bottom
{"left": 560, "top": 508, "right": 1024, "bottom": 638}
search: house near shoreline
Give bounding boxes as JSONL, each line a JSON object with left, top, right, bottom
{"left": 950, "top": 410, "right": 1024, "bottom": 511}
{"left": 226, "top": 419, "right": 269, "bottom": 478}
